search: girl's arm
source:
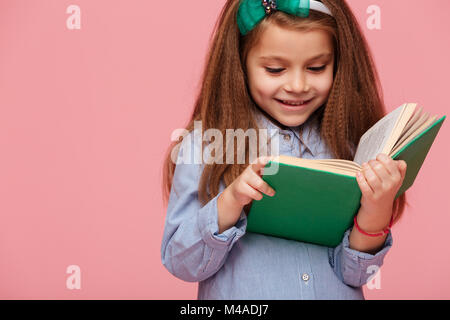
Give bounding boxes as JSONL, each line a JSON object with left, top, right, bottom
{"left": 329, "top": 153, "right": 406, "bottom": 287}
{"left": 329, "top": 204, "right": 394, "bottom": 288}
{"left": 161, "top": 135, "right": 247, "bottom": 282}
{"left": 348, "top": 205, "right": 391, "bottom": 254}
{"left": 328, "top": 226, "right": 393, "bottom": 288}
{"left": 351, "top": 153, "right": 407, "bottom": 253}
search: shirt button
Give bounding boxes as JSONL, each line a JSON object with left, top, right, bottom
{"left": 283, "top": 134, "right": 291, "bottom": 141}
{"left": 302, "top": 273, "right": 310, "bottom": 282}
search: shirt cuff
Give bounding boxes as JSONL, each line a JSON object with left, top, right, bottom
{"left": 341, "top": 227, "right": 393, "bottom": 261}
{"left": 336, "top": 227, "right": 393, "bottom": 287}
{"left": 197, "top": 191, "right": 247, "bottom": 251}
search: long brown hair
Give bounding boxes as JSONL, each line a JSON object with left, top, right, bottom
{"left": 162, "top": 0, "right": 408, "bottom": 224}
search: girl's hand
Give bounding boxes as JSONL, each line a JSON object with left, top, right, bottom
{"left": 217, "top": 156, "right": 276, "bottom": 233}
{"left": 227, "top": 156, "right": 276, "bottom": 207}
{"left": 355, "top": 153, "right": 407, "bottom": 230}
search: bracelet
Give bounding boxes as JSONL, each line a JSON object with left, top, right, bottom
{"left": 353, "top": 214, "right": 394, "bottom": 237}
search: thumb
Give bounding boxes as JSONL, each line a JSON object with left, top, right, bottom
{"left": 398, "top": 160, "right": 407, "bottom": 178}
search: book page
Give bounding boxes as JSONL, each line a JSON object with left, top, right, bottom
{"left": 353, "top": 103, "right": 417, "bottom": 165}
{"left": 353, "top": 103, "right": 408, "bottom": 165}
{"left": 390, "top": 115, "right": 438, "bottom": 157}
{"left": 400, "top": 106, "right": 423, "bottom": 139}
{"left": 314, "top": 159, "right": 361, "bottom": 170}
{"left": 392, "top": 111, "right": 429, "bottom": 151}
{"left": 275, "top": 155, "right": 357, "bottom": 177}
{"left": 381, "top": 103, "right": 417, "bottom": 154}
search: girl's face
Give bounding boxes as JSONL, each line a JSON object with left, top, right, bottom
{"left": 246, "top": 24, "right": 335, "bottom": 127}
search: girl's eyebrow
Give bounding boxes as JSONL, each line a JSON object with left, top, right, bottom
{"left": 259, "top": 56, "right": 289, "bottom": 63}
{"left": 259, "top": 53, "right": 333, "bottom": 63}
{"left": 307, "top": 53, "right": 333, "bottom": 61}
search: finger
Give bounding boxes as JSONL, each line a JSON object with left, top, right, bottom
{"left": 377, "top": 153, "right": 403, "bottom": 184}
{"left": 368, "top": 159, "right": 391, "bottom": 183}
{"left": 246, "top": 168, "right": 276, "bottom": 197}
{"left": 397, "top": 160, "right": 407, "bottom": 180}
{"left": 239, "top": 180, "right": 264, "bottom": 201}
{"left": 361, "top": 161, "right": 382, "bottom": 193}
{"left": 250, "top": 156, "right": 274, "bottom": 175}
{"left": 356, "top": 170, "right": 374, "bottom": 196}
{"left": 376, "top": 153, "right": 397, "bottom": 176}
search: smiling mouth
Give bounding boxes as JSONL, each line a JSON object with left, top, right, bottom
{"left": 276, "top": 98, "right": 313, "bottom": 106}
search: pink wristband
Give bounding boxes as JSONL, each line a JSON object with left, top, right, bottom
{"left": 353, "top": 215, "right": 394, "bottom": 237}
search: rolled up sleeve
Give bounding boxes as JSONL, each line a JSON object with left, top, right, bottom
{"left": 161, "top": 135, "right": 247, "bottom": 282}
{"left": 198, "top": 192, "right": 247, "bottom": 250}
{"left": 328, "top": 227, "right": 393, "bottom": 288}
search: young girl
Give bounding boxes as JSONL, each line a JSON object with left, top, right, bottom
{"left": 161, "top": 0, "right": 408, "bottom": 300}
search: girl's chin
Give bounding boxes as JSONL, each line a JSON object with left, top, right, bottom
{"left": 270, "top": 113, "right": 308, "bottom": 128}
{"left": 278, "top": 118, "right": 307, "bottom": 127}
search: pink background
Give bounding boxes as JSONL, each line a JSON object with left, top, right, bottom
{"left": 0, "top": 0, "right": 448, "bottom": 299}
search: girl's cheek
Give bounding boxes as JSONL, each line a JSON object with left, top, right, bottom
{"left": 314, "top": 74, "right": 334, "bottom": 96}
{"left": 249, "top": 78, "right": 277, "bottom": 107}
{"left": 257, "top": 77, "right": 280, "bottom": 96}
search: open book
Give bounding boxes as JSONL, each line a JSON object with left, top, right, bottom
{"left": 247, "top": 103, "right": 446, "bottom": 247}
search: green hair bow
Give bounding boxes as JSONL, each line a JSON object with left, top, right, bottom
{"left": 237, "top": 0, "right": 333, "bottom": 36}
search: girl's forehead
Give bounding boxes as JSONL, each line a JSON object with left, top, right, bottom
{"left": 250, "top": 25, "right": 334, "bottom": 62}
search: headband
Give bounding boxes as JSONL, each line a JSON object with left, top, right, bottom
{"left": 237, "top": 0, "right": 334, "bottom": 35}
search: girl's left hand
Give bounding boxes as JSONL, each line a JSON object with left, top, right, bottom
{"left": 355, "top": 153, "right": 407, "bottom": 229}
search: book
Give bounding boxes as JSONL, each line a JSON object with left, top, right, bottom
{"left": 247, "top": 103, "right": 446, "bottom": 247}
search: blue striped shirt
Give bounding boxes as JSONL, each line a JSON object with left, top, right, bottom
{"left": 161, "top": 109, "right": 393, "bottom": 299}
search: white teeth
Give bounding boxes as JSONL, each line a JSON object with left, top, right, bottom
{"left": 282, "top": 100, "right": 304, "bottom": 106}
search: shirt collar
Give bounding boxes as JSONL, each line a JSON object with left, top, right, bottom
{"left": 252, "top": 107, "right": 321, "bottom": 157}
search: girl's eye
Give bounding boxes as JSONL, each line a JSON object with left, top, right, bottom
{"left": 265, "top": 67, "right": 285, "bottom": 74}
{"left": 308, "top": 65, "right": 326, "bottom": 72}
{"left": 265, "top": 65, "right": 327, "bottom": 74}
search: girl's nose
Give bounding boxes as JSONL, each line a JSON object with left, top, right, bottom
{"left": 284, "top": 72, "right": 309, "bottom": 93}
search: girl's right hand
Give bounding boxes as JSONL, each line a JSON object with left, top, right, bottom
{"left": 217, "top": 156, "right": 277, "bottom": 233}
{"left": 227, "top": 156, "right": 277, "bottom": 207}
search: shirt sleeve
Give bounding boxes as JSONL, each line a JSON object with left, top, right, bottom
{"left": 160, "top": 134, "right": 247, "bottom": 282}
{"left": 328, "top": 227, "right": 393, "bottom": 288}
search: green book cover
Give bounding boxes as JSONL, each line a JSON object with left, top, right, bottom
{"left": 247, "top": 115, "right": 446, "bottom": 247}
